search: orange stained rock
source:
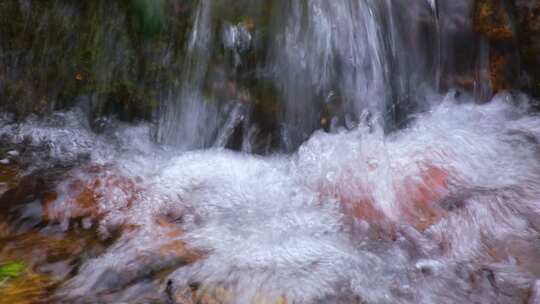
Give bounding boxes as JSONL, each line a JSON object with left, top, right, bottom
{"left": 334, "top": 165, "right": 450, "bottom": 232}
{"left": 0, "top": 230, "right": 95, "bottom": 267}
{"left": 398, "top": 165, "right": 449, "bottom": 231}
{"left": 0, "top": 164, "right": 19, "bottom": 195}
{"left": 195, "top": 287, "right": 232, "bottom": 304}
{"left": 41, "top": 178, "right": 99, "bottom": 222}
{"left": 474, "top": 0, "right": 514, "bottom": 40}
{"left": 154, "top": 217, "right": 201, "bottom": 263}
{"left": 489, "top": 54, "right": 513, "bottom": 92}
{"left": 0, "top": 221, "right": 10, "bottom": 238}
{"left": 40, "top": 192, "right": 54, "bottom": 221}
{"left": 42, "top": 166, "right": 143, "bottom": 223}
{"left": 343, "top": 198, "right": 385, "bottom": 222}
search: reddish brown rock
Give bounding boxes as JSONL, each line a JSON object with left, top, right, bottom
{"left": 397, "top": 166, "right": 449, "bottom": 231}
{"left": 42, "top": 165, "right": 143, "bottom": 224}
{"left": 473, "top": 0, "right": 540, "bottom": 99}
{"left": 515, "top": 0, "right": 540, "bottom": 100}
{"left": 474, "top": 0, "right": 515, "bottom": 40}
{"left": 474, "top": 0, "right": 520, "bottom": 94}
{"left": 154, "top": 216, "right": 201, "bottom": 264}
{"left": 0, "top": 164, "right": 18, "bottom": 196}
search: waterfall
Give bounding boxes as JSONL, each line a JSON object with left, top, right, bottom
{"left": 1, "top": 1, "right": 539, "bottom": 303}
{"left": 157, "top": 0, "right": 219, "bottom": 149}
{"left": 155, "top": 0, "right": 485, "bottom": 152}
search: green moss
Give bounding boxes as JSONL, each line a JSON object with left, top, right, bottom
{"left": 0, "top": 261, "right": 25, "bottom": 281}
{"left": 134, "top": 0, "right": 165, "bottom": 38}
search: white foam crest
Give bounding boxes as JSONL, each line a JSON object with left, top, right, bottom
{"left": 21, "top": 94, "right": 540, "bottom": 303}
{"left": 165, "top": 94, "right": 540, "bottom": 303}
{"left": 0, "top": 109, "right": 161, "bottom": 169}
{"left": 0, "top": 110, "right": 102, "bottom": 162}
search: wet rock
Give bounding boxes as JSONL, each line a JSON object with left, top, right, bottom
{"left": 173, "top": 286, "right": 288, "bottom": 304}
{"left": 0, "top": 167, "right": 69, "bottom": 226}
{"left": 474, "top": 0, "right": 520, "bottom": 94}
{"left": 11, "top": 201, "right": 44, "bottom": 232}
{"left": 398, "top": 166, "right": 449, "bottom": 231}
{"left": 0, "top": 266, "right": 54, "bottom": 304}
{"left": 515, "top": 0, "right": 540, "bottom": 100}
{"left": 42, "top": 165, "right": 143, "bottom": 226}
{"left": 0, "top": 163, "right": 19, "bottom": 197}
{"left": 472, "top": 0, "right": 540, "bottom": 99}
{"left": 0, "top": 228, "right": 104, "bottom": 273}
{"left": 474, "top": 0, "right": 515, "bottom": 40}
{"left": 0, "top": 221, "right": 112, "bottom": 303}
{"left": 32, "top": 166, "right": 202, "bottom": 302}
{"left": 0, "top": 0, "right": 196, "bottom": 120}
{"left": 335, "top": 165, "right": 450, "bottom": 233}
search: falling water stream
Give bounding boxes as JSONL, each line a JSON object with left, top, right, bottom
{"left": 0, "top": 1, "right": 539, "bottom": 303}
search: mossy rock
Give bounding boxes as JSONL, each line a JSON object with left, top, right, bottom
{"left": 0, "top": 261, "right": 25, "bottom": 280}
{"left": 0, "top": 262, "right": 53, "bottom": 304}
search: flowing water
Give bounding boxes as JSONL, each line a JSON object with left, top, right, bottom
{"left": 2, "top": 92, "right": 540, "bottom": 303}
{"left": 1, "top": 1, "right": 539, "bottom": 304}
{"left": 156, "top": 0, "right": 486, "bottom": 151}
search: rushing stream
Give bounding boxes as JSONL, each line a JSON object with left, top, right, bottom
{"left": 1, "top": 1, "right": 539, "bottom": 304}
{"left": 2, "top": 92, "right": 540, "bottom": 303}
{"left": 156, "top": 0, "right": 486, "bottom": 152}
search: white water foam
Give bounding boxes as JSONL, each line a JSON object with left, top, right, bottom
{"left": 2, "top": 93, "right": 540, "bottom": 303}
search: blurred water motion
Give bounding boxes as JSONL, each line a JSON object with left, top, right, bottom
{"left": 0, "top": 1, "right": 539, "bottom": 303}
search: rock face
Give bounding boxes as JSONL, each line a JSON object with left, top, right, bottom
{"left": 0, "top": 0, "right": 196, "bottom": 119}
{"left": 474, "top": 0, "right": 518, "bottom": 94}
{"left": 1, "top": 0, "right": 538, "bottom": 126}
{"left": 515, "top": 0, "right": 540, "bottom": 99}
{"left": 473, "top": 0, "right": 540, "bottom": 101}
